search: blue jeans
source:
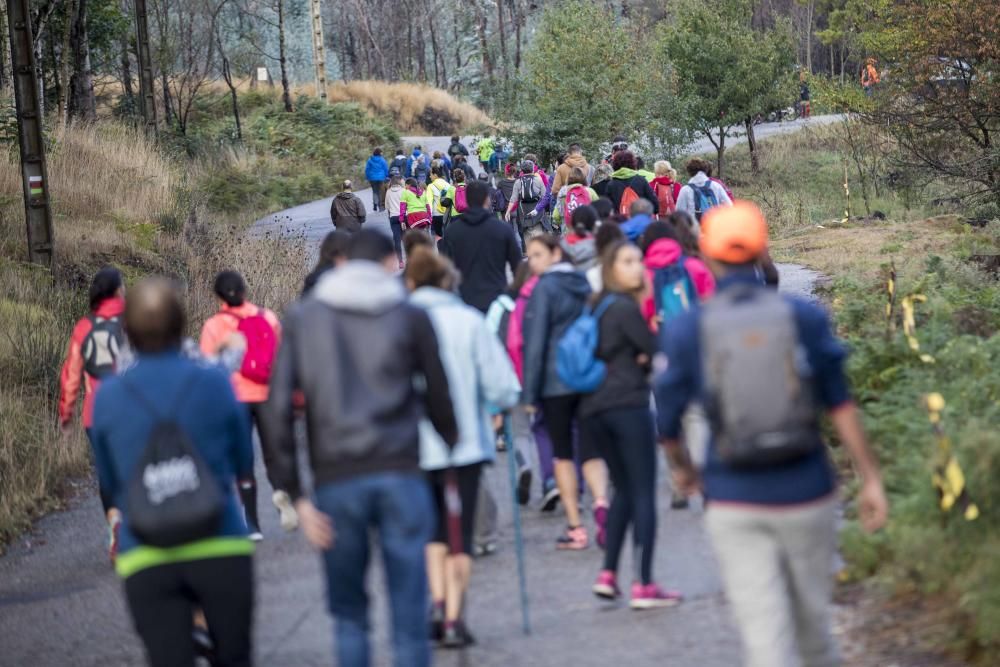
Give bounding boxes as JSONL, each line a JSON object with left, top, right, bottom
{"left": 314, "top": 472, "right": 434, "bottom": 667}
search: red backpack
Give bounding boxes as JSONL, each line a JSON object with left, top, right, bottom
{"left": 654, "top": 180, "right": 677, "bottom": 218}
{"left": 227, "top": 310, "right": 277, "bottom": 385}
{"left": 619, "top": 184, "right": 640, "bottom": 217}
{"left": 454, "top": 184, "right": 468, "bottom": 213}
{"left": 563, "top": 185, "right": 592, "bottom": 224}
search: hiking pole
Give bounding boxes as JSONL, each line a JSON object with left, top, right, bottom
{"left": 503, "top": 414, "right": 531, "bottom": 635}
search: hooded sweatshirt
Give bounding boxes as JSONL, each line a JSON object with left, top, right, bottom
{"left": 561, "top": 234, "right": 598, "bottom": 271}
{"left": 650, "top": 175, "right": 682, "bottom": 215}
{"left": 399, "top": 185, "right": 431, "bottom": 227}
{"left": 676, "top": 171, "right": 733, "bottom": 219}
{"left": 552, "top": 153, "right": 591, "bottom": 194}
{"left": 440, "top": 206, "right": 523, "bottom": 312}
{"left": 384, "top": 182, "right": 405, "bottom": 218}
{"left": 59, "top": 296, "right": 126, "bottom": 428}
{"left": 607, "top": 168, "right": 659, "bottom": 216}
{"left": 411, "top": 287, "right": 520, "bottom": 470}
{"left": 522, "top": 265, "right": 593, "bottom": 404}
{"left": 262, "top": 261, "right": 458, "bottom": 498}
{"left": 642, "top": 238, "right": 716, "bottom": 327}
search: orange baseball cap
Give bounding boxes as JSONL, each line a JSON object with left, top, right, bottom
{"left": 699, "top": 200, "right": 769, "bottom": 263}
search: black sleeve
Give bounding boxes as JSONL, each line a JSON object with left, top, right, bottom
{"left": 506, "top": 227, "right": 523, "bottom": 274}
{"left": 759, "top": 249, "right": 780, "bottom": 289}
{"left": 617, "top": 300, "right": 657, "bottom": 360}
{"left": 260, "top": 309, "right": 302, "bottom": 500}
{"left": 330, "top": 200, "right": 338, "bottom": 225}
{"left": 411, "top": 309, "right": 459, "bottom": 447}
{"left": 439, "top": 226, "right": 454, "bottom": 259}
{"left": 521, "top": 283, "right": 549, "bottom": 406}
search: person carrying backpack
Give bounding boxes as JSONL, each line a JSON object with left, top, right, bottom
{"left": 676, "top": 158, "right": 733, "bottom": 223}
{"left": 447, "top": 135, "right": 470, "bottom": 163}
{"left": 91, "top": 277, "right": 255, "bottom": 667}
{"left": 655, "top": 201, "right": 888, "bottom": 667}
{"left": 384, "top": 172, "right": 406, "bottom": 267}
{"left": 640, "top": 221, "right": 715, "bottom": 331}
{"left": 405, "top": 146, "right": 423, "bottom": 179}
{"left": 554, "top": 166, "right": 599, "bottom": 233}
{"left": 650, "top": 161, "right": 682, "bottom": 219}
{"left": 551, "top": 143, "right": 592, "bottom": 194}
{"left": 581, "top": 240, "right": 683, "bottom": 610}
{"left": 560, "top": 203, "right": 599, "bottom": 273}
{"left": 505, "top": 160, "right": 547, "bottom": 244}
{"left": 59, "top": 266, "right": 126, "bottom": 561}
{"left": 428, "top": 165, "right": 451, "bottom": 239}
{"left": 390, "top": 148, "right": 408, "bottom": 177}
{"left": 476, "top": 136, "right": 496, "bottom": 176}
{"left": 399, "top": 178, "right": 433, "bottom": 237}
{"left": 199, "top": 271, "right": 286, "bottom": 541}
{"left": 364, "top": 147, "right": 390, "bottom": 212}
{"left": 413, "top": 154, "right": 430, "bottom": 186}
{"left": 704, "top": 161, "right": 736, "bottom": 202}
{"left": 605, "top": 150, "right": 659, "bottom": 219}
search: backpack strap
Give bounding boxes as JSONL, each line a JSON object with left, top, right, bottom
{"left": 121, "top": 370, "right": 199, "bottom": 421}
{"left": 591, "top": 294, "right": 618, "bottom": 319}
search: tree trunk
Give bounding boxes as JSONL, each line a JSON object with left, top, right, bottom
{"left": 221, "top": 55, "right": 242, "bottom": 141}
{"left": 119, "top": 36, "right": 134, "bottom": 107}
{"left": 716, "top": 126, "right": 726, "bottom": 178}
{"left": 160, "top": 70, "right": 172, "bottom": 124}
{"left": 0, "top": 3, "right": 10, "bottom": 91}
{"left": 59, "top": 0, "right": 75, "bottom": 124}
{"left": 805, "top": 0, "right": 814, "bottom": 73}
{"left": 512, "top": 0, "right": 522, "bottom": 71}
{"left": 427, "top": 11, "right": 441, "bottom": 87}
{"left": 829, "top": 43, "right": 834, "bottom": 77}
{"left": 278, "top": 0, "right": 293, "bottom": 112}
{"left": 745, "top": 117, "right": 759, "bottom": 174}
{"left": 496, "top": 0, "right": 508, "bottom": 79}
{"left": 476, "top": 5, "right": 493, "bottom": 85}
{"left": 69, "top": 0, "right": 96, "bottom": 120}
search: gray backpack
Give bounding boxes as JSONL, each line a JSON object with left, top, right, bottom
{"left": 700, "top": 284, "right": 822, "bottom": 468}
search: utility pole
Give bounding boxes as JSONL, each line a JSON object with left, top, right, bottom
{"left": 133, "top": 0, "right": 157, "bottom": 135}
{"left": 309, "top": 0, "right": 327, "bottom": 103}
{"left": 6, "top": 0, "right": 54, "bottom": 267}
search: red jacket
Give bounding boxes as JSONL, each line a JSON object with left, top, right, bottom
{"left": 650, "top": 176, "right": 682, "bottom": 216}
{"left": 642, "top": 238, "right": 716, "bottom": 329}
{"left": 58, "top": 296, "right": 126, "bottom": 428}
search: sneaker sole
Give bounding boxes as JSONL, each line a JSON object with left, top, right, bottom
{"left": 540, "top": 491, "right": 560, "bottom": 513}
{"left": 592, "top": 584, "right": 619, "bottom": 600}
{"left": 556, "top": 542, "right": 588, "bottom": 550}
{"left": 630, "top": 598, "right": 683, "bottom": 610}
{"left": 517, "top": 469, "right": 533, "bottom": 506}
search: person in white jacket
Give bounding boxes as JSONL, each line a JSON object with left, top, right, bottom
{"left": 675, "top": 157, "right": 733, "bottom": 224}
{"left": 404, "top": 246, "right": 521, "bottom": 649}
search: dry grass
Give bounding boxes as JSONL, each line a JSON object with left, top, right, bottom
{"left": 322, "top": 80, "right": 491, "bottom": 134}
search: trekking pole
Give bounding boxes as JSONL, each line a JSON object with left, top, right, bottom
{"left": 503, "top": 414, "right": 532, "bottom": 635}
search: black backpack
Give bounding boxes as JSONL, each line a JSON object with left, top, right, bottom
{"left": 125, "top": 374, "right": 225, "bottom": 548}
{"left": 519, "top": 175, "right": 541, "bottom": 205}
{"left": 491, "top": 185, "right": 509, "bottom": 213}
{"left": 82, "top": 315, "right": 124, "bottom": 378}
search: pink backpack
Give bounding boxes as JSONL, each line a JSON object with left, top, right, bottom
{"left": 563, "top": 185, "right": 592, "bottom": 224}
{"left": 228, "top": 310, "right": 277, "bottom": 385}
{"left": 454, "top": 184, "right": 468, "bottom": 213}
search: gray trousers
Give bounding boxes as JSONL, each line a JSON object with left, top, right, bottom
{"left": 474, "top": 473, "right": 498, "bottom": 545}
{"left": 705, "top": 496, "right": 841, "bottom": 667}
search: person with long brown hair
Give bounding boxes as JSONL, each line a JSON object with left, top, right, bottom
{"left": 583, "top": 240, "right": 684, "bottom": 609}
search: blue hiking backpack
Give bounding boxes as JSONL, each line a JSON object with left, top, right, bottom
{"left": 692, "top": 182, "right": 719, "bottom": 221}
{"left": 652, "top": 260, "right": 698, "bottom": 324}
{"left": 556, "top": 296, "right": 618, "bottom": 393}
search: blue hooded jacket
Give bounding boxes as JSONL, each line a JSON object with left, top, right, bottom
{"left": 365, "top": 154, "right": 389, "bottom": 182}
{"left": 406, "top": 149, "right": 423, "bottom": 178}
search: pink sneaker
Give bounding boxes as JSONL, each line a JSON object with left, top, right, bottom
{"left": 556, "top": 525, "right": 588, "bottom": 550}
{"left": 593, "top": 499, "right": 609, "bottom": 549}
{"left": 629, "top": 583, "right": 683, "bottom": 610}
{"left": 592, "top": 570, "right": 620, "bottom": 600}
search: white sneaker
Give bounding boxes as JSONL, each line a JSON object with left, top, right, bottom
{"left": 272, "top": 490, "right": 299, "bottom": 532}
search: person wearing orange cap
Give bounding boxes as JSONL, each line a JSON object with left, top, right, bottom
{"left": 654, "top": 200, "right": 888, "bottom": 667}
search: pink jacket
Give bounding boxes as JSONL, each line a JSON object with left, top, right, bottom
{"left": 506, "top": 276, "right": 540, "bottom": 382}
{"left": 642, "top": 238, "right": 716, "bottom": 328}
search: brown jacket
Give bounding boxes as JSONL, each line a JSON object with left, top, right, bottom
{"left": 551, "top": 153, "right": 592, "bottom": 194}
{"left": 330, "top": 192, "right": 367, "bottom": 232}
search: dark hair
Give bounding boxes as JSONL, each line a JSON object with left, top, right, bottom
{"left": 527, "top": 233, "right": 566, "bottom": 263}
{"left": 556, "top": 152, "right": 568, "bottom": 166}
{"left": 567, "top": 166, "right": 587, "bottom": 186}
{"left": 666, "top": 211, "right": 701, "bottom": 256}
{"left": 126, "top": 278, "right": 185, "bottom": 354}
{"left": 89, "top": 266, "right": 123, "bottom": 310}
{"left": 404, "top": 246, "right": 458, "bottom": 291}
{"left": 373, "top": 147, "right": 382, "bottom": 156}
{"left": 639, "top": 220, "right": 679, "bottom": 254}
{"left": 568, "top": 143, "right": 583, "bottom": 154}
{"left": 636, "top": 157, "right": 646, "bottom": 170}
{"left": 508, "top": 260, "right": 532, "bottom": 297}
{"left": 213, "top": 270, "right": 246, "bottom": 307}
{"left": 396, "top": 147, "right": 404, "bottom": 155}
{"left": 704, "top": 162, "right": 714, "bottom": 177}
{"left": 317, "top": 230, "right": 351, "bottom": 269}
{"left": 405, "top": 177, "right": 417, "bottom": 188}
{"left": 451, "top": 135, "right": 459, "bottom": 142}
{"left": 403, "top": 229, "right": 434, "bottom": 258}
{"left": 592, "top": 197, "right": 614, "bottom": 222}
{"left": 595, "top": 221, "right": 625, "bottom": 257}
{"left": 611, "top": 150, "right": 637, "bottom": 171}
{"left": 431, "top": 162, "right": 444, "bottom": 178}
{"left": 466, "top": 180, "right": 491, "bottom": 208}
{"left": 686, "top": 157, "right": 711, "bottom": 177}
{"left": 348, "top": 229, "right": 395, "bottom": 262}
{"left": 571, "top": 204, "right": 598, "bottom": 237}
{"left": 452, "top": 168, "right": 466, "bottom": 184}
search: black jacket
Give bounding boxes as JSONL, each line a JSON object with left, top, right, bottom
{"left": 605, "top": 175, "right": 659, "bottom": 216}
{"left": 263, "top": 261, "right": 458, "bottom": 498}
{"left": 440, "top": 206, "right": 523, "bottom": 313}
{"left": 579, "top": 295, "right": 657, "bottom": 419}
{"left": 522, "top": 267, "right": 593, "bottom": 405}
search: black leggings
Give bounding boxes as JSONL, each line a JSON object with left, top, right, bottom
{"left": 389, "top": 216, "right": 403, "bottom": 261}
{"left": 541, "top": 394, "right": 599, "bottom": 463}
{"left": 427, "top": 463, "right": 481, "bottom": 555}
{"left": 124, "top": 555, "right": 253, "bottom": 667}
{"left": 584, "top": 407, "right": 658, "bottom": 584}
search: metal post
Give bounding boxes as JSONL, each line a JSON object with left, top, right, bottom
{"left": 133, "top": 0, "right": 157, "bottom": 135}
{"left": 310, "top": 0, "right": 327, "bottom": 102}
{"left": 6, "top": 0, "right": 53, "bottom": 267}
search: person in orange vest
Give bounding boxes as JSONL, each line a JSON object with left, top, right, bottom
{"left": 861, "top": 58, "right": 881, "bottom": 96}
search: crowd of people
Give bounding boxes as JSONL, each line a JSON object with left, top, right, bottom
{"left": 57, "top": 136, "right": 890, "bottom": 667}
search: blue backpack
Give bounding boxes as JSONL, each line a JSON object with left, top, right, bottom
{"left": 652, "top": 260, "right": 698, "bottom": 324}
{"left": 556, "top": 296, "right": 618, "bottom": 393}
{"left": 692, "top": 182, "right": 719, "bottom": 221}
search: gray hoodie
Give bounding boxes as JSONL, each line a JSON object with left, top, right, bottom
{"left": 262, "top": 261, "right": 458, "bottom": 498}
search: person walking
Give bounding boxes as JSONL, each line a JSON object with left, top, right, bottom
{"left": 199, "top": 271, "right": 284, "bottom": 540}
{"left": 505, "top": 160, "right": 547, "bottom": 245}
{"left": 303, "top": 230, "right": 351, "bottom": 296}
{"left": 606, "top": 150, "right": 659, "bottom": 219}
{"left": 440, "top": 180, "right": 522, "bottom": 313}
{"left": 330, "top": 180, "right": 367, "bottom": 233}
{"left": 551, "top": 143, "right": 592, "bottom": 194}
{"left": 365, "top": 147, "right": 389, "bottom": 212}
{"left": 521, "top": 235, "right": 609, "bottom": 549}
{"left": 263, "top": 230, "right": 458, "bottom": 667}
{"left": 405, "top": 145, "right": 424, "bottom": 179}
{"left": 650, "top": 161, "right": 682, "bottom": 219}
{"left": 676, "top": 158, "right": 733, "bottom": 222}
{"left": 384, "top": 172, "right": 406, "bottom": 266}
{"left": 413, "top": 154, "right": 431, "bottom": 186}
{"left": 390, "top": 148, "right": 408, "bottom": 176}
{"left": 399, "top": 178, "right": 433, "bottom": 243}
{"left": 447, "top": 135, "right": 470, "bottom": 163}
{"left": 59, "top": 266, "right": 126, "bottom": 561}
{"left": 476, "top": 136, "right": 496, "bottom": 177}
{"left": 428, "top": 164, "right": 451, "bottom": 239}
{"left": 91, "top": 278, "right": 254, "bottom": 667}
{"left": 405, "top": 247, "right": 521, "bottom": 648}
{"left": 583, "top": 240, "right": 684, "bottom": 609}
{"left": 656, "top": 201, "right": 889, "bottom": 667}
{"left": 561, "top": 202, "right": 599, "bottom": 273}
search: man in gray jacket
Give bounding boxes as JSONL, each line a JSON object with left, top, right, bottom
{"left": 330, "top": 180, "right": 367, "bottom": 233}
{"left": 264, "top": 230, "right": 457, "bottom": 667}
